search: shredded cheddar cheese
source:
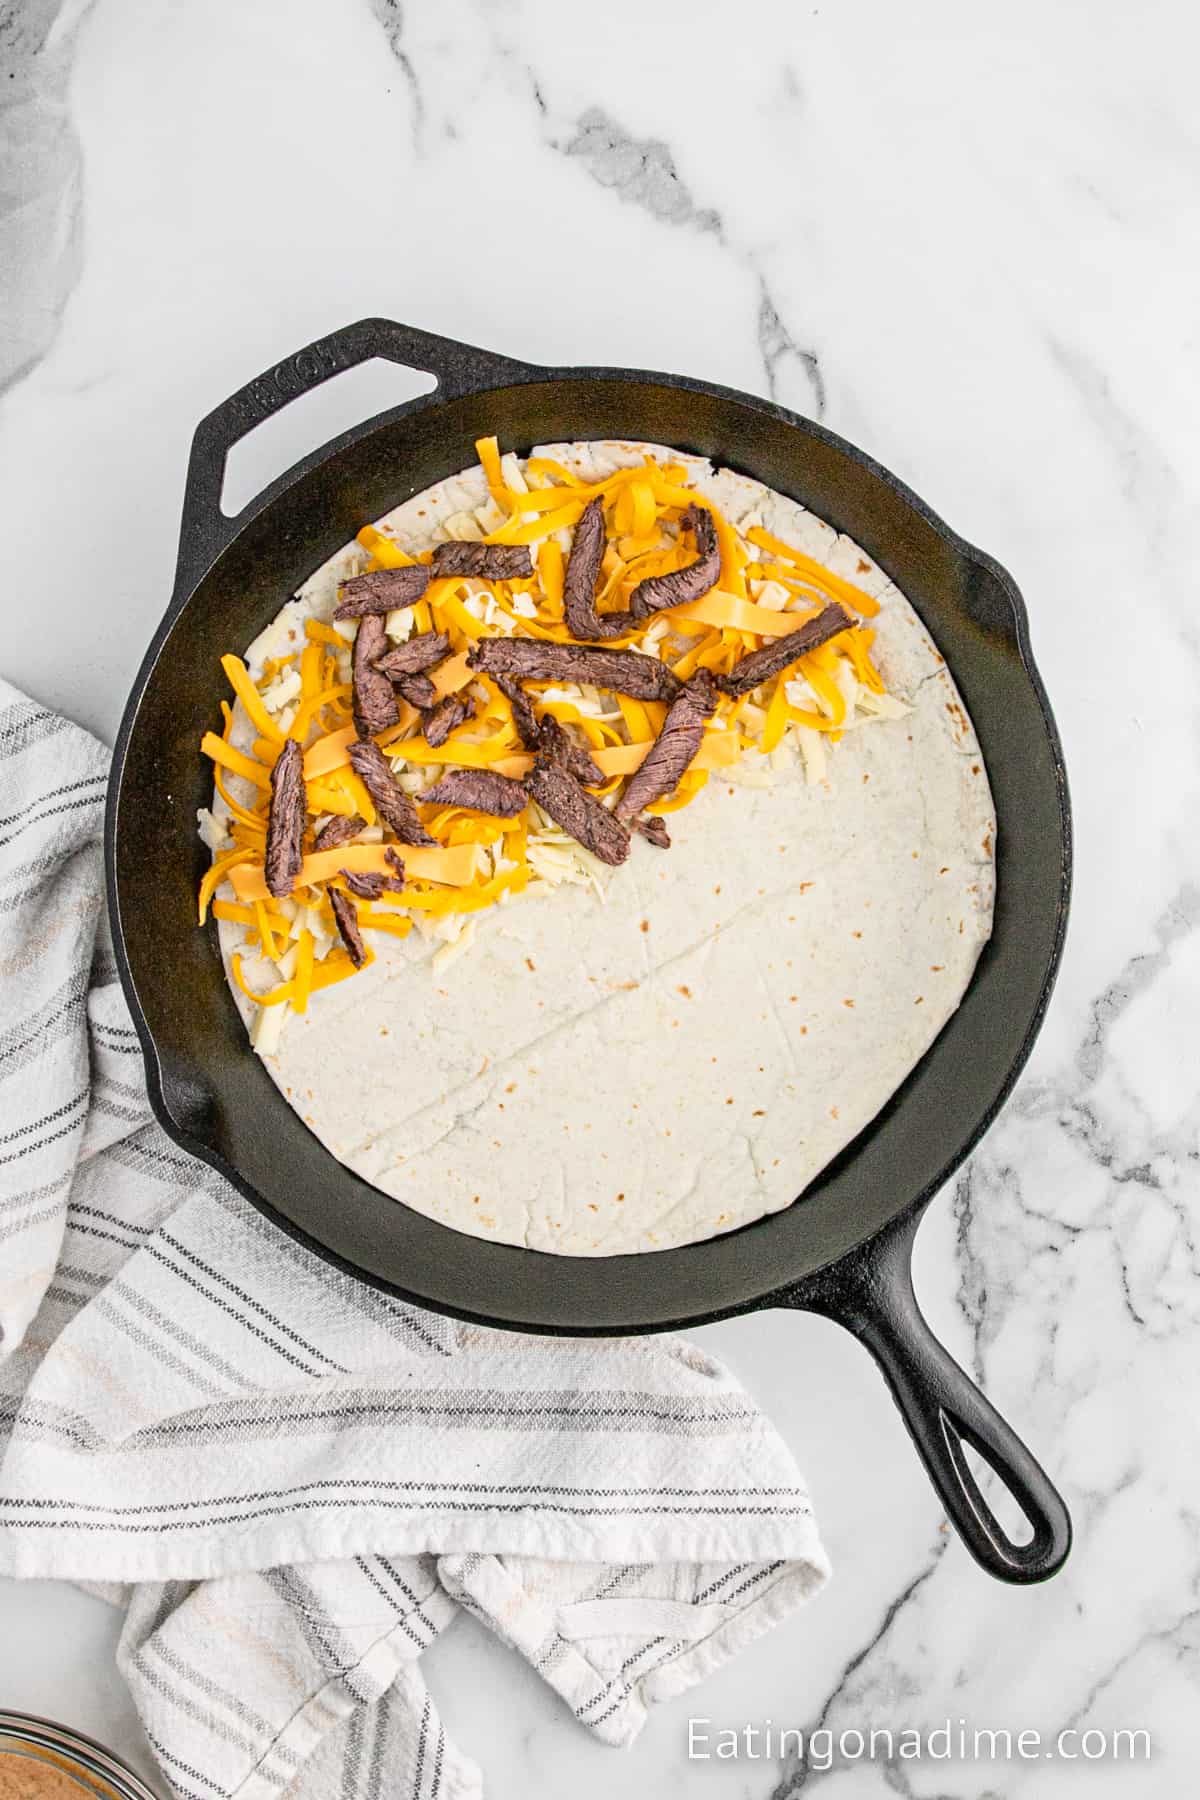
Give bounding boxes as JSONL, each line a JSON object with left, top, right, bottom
{"left": 199, "top": 434, "right": 899, "bottom": 1042}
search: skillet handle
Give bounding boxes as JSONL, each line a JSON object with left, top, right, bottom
{"left": 791, "top": 1208, "right": 1071, "bottom": 1583}
{"left": 175, "top": 317, "right": 532, "bottom": 594}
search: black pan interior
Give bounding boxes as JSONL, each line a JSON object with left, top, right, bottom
{"left": 109, "top": 375, "right": 1068, "bottom": 1331}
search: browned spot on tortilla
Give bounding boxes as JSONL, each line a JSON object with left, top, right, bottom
{"left": 982, "top": 832, "right": 993, "bottom": 855}
{"left": 525, "top": 957, "right": 536, "bottom": 971}
{"left": 857, "top": 558, "right": 870, "bottom": 573}
{"left": 616, "top": 1193, "right": 625, "bottom": 1202}
{"left": 831, "top": 1106, "right": 839, "bottom": 1119}
{"left": 505, "top": 1083, "right": 516, "bottom": 1093}
{"left": 752, "top": 1109, "right": 765, "bottom": 1117}
{"left": 931, "top": 964, "right": 944, "bottom": 972}
{"left": 915, "top": 995, "right": 924, "bottom": 1004}
{"left": 798, "top": 882, "right": 814, "bottom": 893}
{"left": 843, "top": 998, "right": 855, "bottom": 1008}
{"left": 725, "top": 1097, "right": 733, "bottom": 1105}
{"left": 640, "top": 918, "right": 650, "bottom": 933}
{"left": 677, "top": 984, "right": 692, "bottom": 998}
{"left": 852, "top": 930, "right": 862, "bottom": 939}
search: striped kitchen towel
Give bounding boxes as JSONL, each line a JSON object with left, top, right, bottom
{"left": 0, "top": 680, "right": 829, "bottom": 1800}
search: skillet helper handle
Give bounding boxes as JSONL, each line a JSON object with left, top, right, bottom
{"left": 175, "top": 317, "right": 529, "bottom": 594}
{"left": 797, "top": 1209, "right": 1071, "bottom": 1583}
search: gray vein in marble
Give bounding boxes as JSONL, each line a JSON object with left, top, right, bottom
{"left": 562, "top": 106, "right": 724, "bottom": 234}
{"left": 0, "top": 0, "right": 94, "bottom": 394}
{"left": 767, "top": 1542, "right": 951, "bottom": 1797}
{"left": 366, "top": 0, "right": 426, "bottom": 150}
{"left": 1046, "top": 335, "right": 1181, "bottom": 520}
{"left": 757, "top": 280, "right": 827, "bottom": 414}
{"left": 555, "top": 104, "right": 825, "bottom": 417}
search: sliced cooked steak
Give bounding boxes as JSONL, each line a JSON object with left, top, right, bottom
{"left": 420, "top": 768, "right": 529, "bottom": 817}
{"left": 525, "top": 760, "right": 630, "bottom": 867}
{"left": 634, "top": 814, "right": 671, "bottom": 849}
{"left": 615, "top": 670, "right": 718, "bottom": 824}
{"left": 330, "top": 888, "right": 368, "bottom": 967}
{"left": 384, "top": 847, "right": 406, "bottom": 884}
{"left": 493, "top": 673, "right": 540, "bottom": 749}
{"left": 347, "top": 739, "right": 436, "bottom": 844}
{"left": 533, "top": 712, "right": 604, "bottom": 787}
{"left": 713, "top": 602, "right": 852, "bottom": 697}
{"left": 340, "top": 869, "right": 385, "bottom": 899}
{"left": 468, "top": 636, "right": 681, "bottom": 702}
{"left": 374, "top": 630, "right": 451, "bottom": 679}
{"left": 352, "top": 613, "right": 399, "bottom": 738}
{"left": 629, "top": 504, "right": 721, "bottom": 618}
{"left": 430, "top": 542, "right": 533, "bottom": 580}
{"left": 486, "top": 673, "right": 603, "bottom": 785}
{"left": 334, "top": 564, "right": 430, "bottom": 619}
{"left": 312, "top": 812, "right": 365, "bottom": 853}
{"left": 264, "top": 737, "right": 305, "bottom": 898}
{"left": 561, "top": 497, "right": 635, "bottom": 640}
{"left": 422, "top": 694, "right": 474, "bottom": 747}
{"left": 339, "top": 858, "right": 404, "bottom": 900}
{"left": 394, "top": 671, "right": 437, "bottom": 710}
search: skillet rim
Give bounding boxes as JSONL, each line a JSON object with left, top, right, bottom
{"left": 104, "top": 349, "right": 1071, "bottom": 1333}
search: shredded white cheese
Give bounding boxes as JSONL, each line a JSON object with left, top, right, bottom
{"left": 197, "top": 807, "right": 231, "bottom": 852}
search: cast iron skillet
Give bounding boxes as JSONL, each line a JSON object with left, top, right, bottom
{"left": 106, "top": 318, "right": 1072, "bottom": 1584}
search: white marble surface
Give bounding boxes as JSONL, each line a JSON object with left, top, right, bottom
{"left": 2, "top": 0, "right": 1198, "bottom": 1793}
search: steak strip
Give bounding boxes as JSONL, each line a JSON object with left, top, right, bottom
{"left": 422, "top": 694, "right": 473, "bottom": 747}
{"left": 430, "top": 542, "right": 533, "bottom": 580}
{"left": 329, "top": 889, "right": 367, "bottom": 967}
{"left": 312, "top": 812, "right": 365, "bottom": 853}
{"left": 629, "top": 504, "right": 721, "bottom": 618}
{"left": 524, "top": 759, "right": 630, "bottom": 868}
{"left": 347, "top": 739, "right": 436, "bottom": 844}
{"left": 562, "top": 497, "right": 635, "bottom": 641}
{"left": 420, "top": 768, "right": 529, "bottom": 817}
{"left": 634, "top": 814, "right": 671, "bottom": 849}
{"left": 713, "top": 602, "right": 853, "bottom": 697}
{"left": 374, "top": 630, "right": 451, "bottom": 679}
{"left": 352, "top": 613, "right": 399, "bottom": 738}
{"left": 493, "top": 673, "right": 540, "bottom": 750}
{"left": 264, "top": 737, "right": 305, "bottom": 898}
{"left": 530, "top": 711, "right": 603, "bottom": 787}
{"left": 394, "top": 672, "right": 436, "bottom": 710}
{"left": 334, "top": 565, "right": 430, "bottom": 619}
{"left": 615, "top": 670, "right": 718, "bottom": 824}
{"left": 339, "top": 865, "right": 404, "bottom": 900}
{"left": 468, "top": 636, "right": 681, "bottom": 702}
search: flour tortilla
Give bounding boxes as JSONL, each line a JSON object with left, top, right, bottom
{"left": 217, "top": 442, "right": 995, "bottom": 1255}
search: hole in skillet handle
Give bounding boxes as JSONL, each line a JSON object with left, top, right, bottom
{"left": 172, "top": 317, "right": 536, "bottom": 599}
{"left": 220, "top": 360, "right": 438, "bottom": 516}
{"left": 780, "top": 1208, "right": 1072, "bottom": 1584}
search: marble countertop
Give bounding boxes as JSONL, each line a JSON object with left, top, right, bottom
{"left": 2, "top": 0, "right": 1197, "bottom": 1794}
